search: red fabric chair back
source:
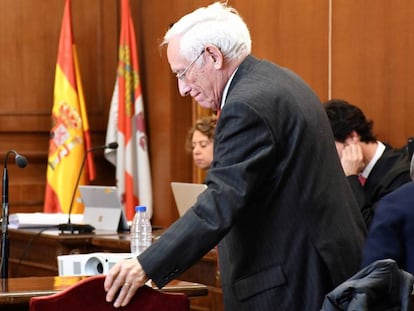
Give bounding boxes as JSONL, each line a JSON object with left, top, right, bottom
{"left": 29, "top": 275, "right": 189, "bottom": 311}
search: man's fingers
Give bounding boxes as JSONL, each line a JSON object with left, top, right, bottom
{"left": 110, "top": 282, "right": 131, "bottom": 308}
{"left": 105, "top": 262, "right": 127, "bottom": 303}
{"left": 104, "top": 262, "right": 121, "bottom": 291}
{"left": 111, "top": 282, "right": 139, "bottom": 308}
{"left": 105, "top": 281, "right": 122, "bottom": 304}
{"left": 120, "top": 283, "right": 139, "bottom": 307}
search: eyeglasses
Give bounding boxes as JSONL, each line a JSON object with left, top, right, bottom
{"left": 176, "top": 50, "right": 205, "bottom": 81}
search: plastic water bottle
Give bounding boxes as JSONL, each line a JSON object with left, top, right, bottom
{"left": 130, "top": 205, "right": 152, "bottom": 255}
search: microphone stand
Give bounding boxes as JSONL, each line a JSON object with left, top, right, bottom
{"left": 58, "top": 142, "right": 118, "bottom": 235}
{"left": 1, "top": 162, "right": 9, "bottom": 279}
{"left": 1, "top": 150, "right": 28, "bottom": 279}
{"left": 57, "top": 150, "right": 95, "bottom": 235}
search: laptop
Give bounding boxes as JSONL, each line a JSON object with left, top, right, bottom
{"left": 79, "top": 185, "right": 129, "bottom": 232}
{"left": 170, "top": 182, "right": 207, "bottom": 216}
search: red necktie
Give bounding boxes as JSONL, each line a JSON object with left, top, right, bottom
{"left": 358, "top": 175, "right": 366, "bottom": 186}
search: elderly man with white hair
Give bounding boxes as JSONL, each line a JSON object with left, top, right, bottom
{"left": 105, "top": 3, "right": 366, "bottom": 310}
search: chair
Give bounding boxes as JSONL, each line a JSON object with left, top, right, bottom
{"left": 29, "top": 275, "right": 190, "bottom": 311}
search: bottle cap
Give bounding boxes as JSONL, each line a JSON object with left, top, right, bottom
{"left": 135, "top": 205, "right": 147, "bottom": 212}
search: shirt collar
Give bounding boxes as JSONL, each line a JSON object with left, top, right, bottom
{"left": 220, "top": 68, "right": 239, "bottom": 110}
{"left": 361, "top": 141, "right": 386, "bottom": 178}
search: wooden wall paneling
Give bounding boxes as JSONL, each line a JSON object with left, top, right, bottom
{"left": 331, "top": 0, "right": 414, "bottom": 147}
{"left": 71, "top": 0, "right": 119, "bottom": 133}
{"left": 0, "top": 0, "right": 59, "bottom": 117}
{"left": 232, "top": 0, "right": 329, "bottom": 101}
{"left": 386, "top": 1, "right": 414, "bottom": 146}
{"left": 0, "top": 0, "right": 117, "bottom": 131}
{"left": 0, "top": 0, "right": 119, "bottom": 215}
{"left": 0, "top": 132, "right": 49, "bottom": 213}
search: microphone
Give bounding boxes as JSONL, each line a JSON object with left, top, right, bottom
{"left": 1, "top": 150, "right": 28, "bottom": 279}
{"left": 88, "top": 142, "right": 118, "bottom": 152}
{"left": 57, "top": 142, "right": 118, "bottom": 234}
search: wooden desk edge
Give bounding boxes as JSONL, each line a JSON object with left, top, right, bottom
{"left": 159, "top": 280, "right": 208, "bottom": 297}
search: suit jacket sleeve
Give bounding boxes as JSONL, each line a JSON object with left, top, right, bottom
{"left": 361, "top": 193, "right": 404, "bottom": 268}
{"left": 138, "top": 102, "right": 275, "bottom": 288}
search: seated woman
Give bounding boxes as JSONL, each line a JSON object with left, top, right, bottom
{"left": 186, "top": 115, "right": 217, "bottom": 170}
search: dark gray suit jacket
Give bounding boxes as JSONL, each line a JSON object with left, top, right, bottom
{"left": 139, "top": 55, "right": 366, "bottom": 311}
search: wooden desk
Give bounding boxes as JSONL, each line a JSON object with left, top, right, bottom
{"left": 8, "top": 229, "right": 98, "bottom": 276}
{"left": 8, "top": 228, "right": 223, "bottom": 311}
{"left": 0, "top": 275, "right": 207, "bottom": 311}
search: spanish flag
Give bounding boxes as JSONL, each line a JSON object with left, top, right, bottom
{"left": 44, "top": 0, "right": 95, "bottom": 214}
{"left": 105, "top": 0, "right": 153, "bottom": 220}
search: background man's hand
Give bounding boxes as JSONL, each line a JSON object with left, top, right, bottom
{"left": 340, "top": 143, "right": 365, "bottom": 176}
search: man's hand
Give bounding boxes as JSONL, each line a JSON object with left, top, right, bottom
{"left": 104, "top": 258, "right": 148, "bottom": 308}
{"left": 340, "top": 143, "right": 365, "bottom": 176}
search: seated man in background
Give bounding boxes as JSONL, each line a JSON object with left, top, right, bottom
{"left": 324, "top": 99, "right": 411, "bottom": 228}
{"left": 186, "top": 115, "right": 217, "bottom": 170}
{"left": 361, "top": 180, "right": 414, "bottom": 275}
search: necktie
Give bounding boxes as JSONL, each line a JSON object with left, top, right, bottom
{"left": 358, "top": 175, "right": 366, "bottom": 186}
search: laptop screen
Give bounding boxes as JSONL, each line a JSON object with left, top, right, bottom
{"left": 79, "top": 185, "right": 129, "bottom": 232}
{"left": 170, "top": 182, "right": 207, "bottom": 217}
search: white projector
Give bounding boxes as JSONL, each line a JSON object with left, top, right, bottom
{"left": 57, "top": 252, "right": 133, "bottom": 276}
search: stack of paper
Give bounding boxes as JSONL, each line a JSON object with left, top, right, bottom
{"left": 8, "top": 213, "right": 83, "bottom": 229}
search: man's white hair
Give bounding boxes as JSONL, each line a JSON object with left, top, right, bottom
{"left": 162, "top": 2, "right": 251, "bottom": 62}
